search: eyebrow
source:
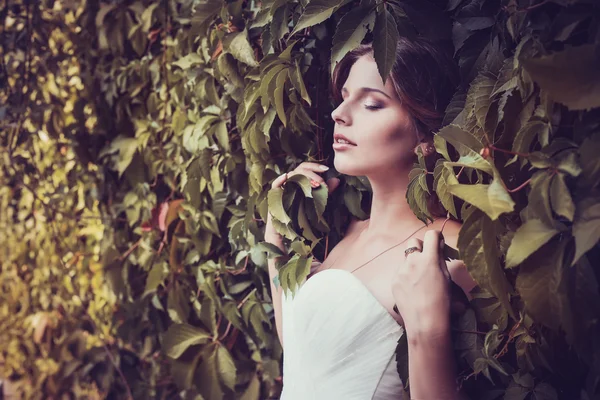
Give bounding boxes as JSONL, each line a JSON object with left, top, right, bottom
{"left": 341, "top": 86, "right": 392, "bottom": 100}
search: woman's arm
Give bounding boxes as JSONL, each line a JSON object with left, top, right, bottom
{"left": 406, "top": 316, "right": 460, "bottom": 399}
{"left": 265, "top": 213, "right": 287, "bottom": 347}
{"left": 392, "top": 228, "right": 474, "bottom": 400}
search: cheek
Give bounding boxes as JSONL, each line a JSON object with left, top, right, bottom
{"left": 365, "top": 112, "right": 417, "bottom": 152}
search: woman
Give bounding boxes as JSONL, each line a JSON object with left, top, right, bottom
{"left": 265, "top": 38, "right": 477, "bottom": 399}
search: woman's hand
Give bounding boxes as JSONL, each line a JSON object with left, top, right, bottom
{"left": 269, "top": 162, "right": 340, "bottom": 191}
{"left": 391, "top": 229, "right": 452, "bottom": 338}
{"left": 266, "top": 163, "right": 340, "bottom": 236}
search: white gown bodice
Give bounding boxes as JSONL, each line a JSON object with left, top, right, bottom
{"left": 280, "top": 268, "right": 407, "bottom": 400}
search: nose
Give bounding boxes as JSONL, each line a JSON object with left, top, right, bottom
{"left": 331, "top": 102, "right": 350, "bottom": 125}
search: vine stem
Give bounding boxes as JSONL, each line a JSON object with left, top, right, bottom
{"left": 452, "top": 329, "right": 487, "bottom": 335}
{"left": 489, "top": 145, "right": 529, "bottom": 158}
{"left": 507, "top": 177, "right": 532, "bottom": 193}
{"left": 102, "top": 341, "right": 134, "bottom": 400}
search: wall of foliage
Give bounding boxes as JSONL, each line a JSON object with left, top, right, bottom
{"left": 1, "top": 0, "right": 600, "bottom": 399}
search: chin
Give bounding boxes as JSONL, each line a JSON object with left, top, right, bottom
{"left": 333, "top": 155, "right": 365, "bottom": 177}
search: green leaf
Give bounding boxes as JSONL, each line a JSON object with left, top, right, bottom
{"left": 572, "top": 197, "right": 600, "bottom": 265}
{"left": 330, "top": 6, "right": 376, "bottom": 75}
{"left": 344, "top": 185, "right": 369, "bottom": 219}
{"left": 524, "top": 171, "right": 554, "bottom": 227}
{"left": 522, "top": 44, "right": 600, "bottom": 110}
{"left": 286, "top": 173, "right": 314, "bottom": 198}
{"left": 506, "top": 219, "right": 561, "bottom": 268}
{"left": 578, "top": 133, "right": 600, "bottom": 189}
{"left": 290, "top": 61, "right": 311, "bottom": 105}
{"left": 550, "top": 173, "right": 575, "bottom": 221}
{"left": 172, "top": 53, "right": 204, "bottom": 70}
{"left": 270, "top": 4, "right": 290, "bottom": 43}
{"left": 257, "top": 241, "right": 285, "bottom": 257}
{"left": 216, "top": 345, "right": 236, "bottom": 390}
{"left": 469, "top": 72, "right": 496, "bottom": 130}
{"left": 214, "top": 121, "right": 230, "bottom": 151}
{"left": 163, "top": 324, "right": 211, "bottom": 359}
{"left": 223, "top": 29, "right": 259, "bottom": 67}
{"left": 434, "top": 162, "right": 458, "bottom": 218}
{"left": 144, "top": 262, "right": 168, "bottom": 296}
{"left": 295, "top": 255, "right": 313, "bottom": 289}
{"left": 99, "top": 135, "right": 138, "bottom": 177}
{"left": 311, "top": 182, "right": 329, "bottom": 219}
{"left": 291, "top": 0, "right": 344, "bottom": 36}
{"left": 516, "top": 238, "right": 570, "bottom": 331}
{"left": 298, "top": 200, "right": 319, "bottom": 242}
{"left": 533, "top": 383, "right": 559, "bottom": 400}
{"left": 457, "top": 210, "right": 514, "bottom": 318}
{"left": 195, "top": 346, "right": 224, "bottom": 400}
{"left": 168, "top": 284, "right": 191, "bottom": 323}
{"left": 437, "top": 125, "right": 485, "bottom": 155}
{"left": 191, "top": 0, "right": 222, "bottom": 26}
{"left": 372, "top": 7, "right": 399, "bottom": 84}
{"left": 267, "top": 187, "right": 291, "bottom": 224}
{"left": 250, "top": 8, "right": 273, "bottom": 28}
{"left": 239, "top": 374, "right": 261, "bottom": 400}
{"left": 448, "top": 177, "right": 515, "bottom": 220}
{"left": 260, "top": 63, "right": 286, "bottom": 111}
{"left": 274, "top": 69, "right": 288, "bottom": 127}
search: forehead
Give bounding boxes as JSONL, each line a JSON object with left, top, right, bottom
{"left": 343, "top": 55, "right": 397, "bottom": 98}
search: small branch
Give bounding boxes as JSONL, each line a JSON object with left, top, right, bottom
{"left": 452, "top": 329, "right": 487, "bottom": 335}
{"left": 494, "top": 320, "right": 523, "bottom": 360}
{"left": 518, "top": 0, "right": 550, "bottom": 12}
{"left": 489, "top": 145, "right": 529, "bottom": 158}
{"left": 507, "top": 177, "right": 531, "bottom": 193}
{"left": 102, "top": 341, "right": 133, "bottom": 400}
{"left": 119, "top": 239, "right": 142, "bottom": 261}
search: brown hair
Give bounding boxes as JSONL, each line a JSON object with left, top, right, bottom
{"left": 330, "top": 37, "right": 459, "bottom": 141}
{"left": 330, "top": 37, "right": 460, "bottom": 218}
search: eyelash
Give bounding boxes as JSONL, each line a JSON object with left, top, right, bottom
{"left": 364, "top": 103, "right": 382, "bottom": 110}
{"left": 335, "top": 99, "right": 383, "bottom": 110}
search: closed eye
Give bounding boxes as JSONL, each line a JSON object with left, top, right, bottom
{"left": 365, "top": 103, "right": 383, "bottom": 110}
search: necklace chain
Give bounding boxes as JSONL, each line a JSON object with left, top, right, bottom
{"left": 322, "top": 219, "right": 441, "bottom": 275}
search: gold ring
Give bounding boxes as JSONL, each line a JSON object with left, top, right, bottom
{"left": 404, "top": 246, "right": 421, "bottom": 257}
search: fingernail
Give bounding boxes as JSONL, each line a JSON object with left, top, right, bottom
{"left": 319, "top": 165, "right": 329, "bottom": 171}
{"left": 311, "top": 180, "right": 320, "bottom": 187}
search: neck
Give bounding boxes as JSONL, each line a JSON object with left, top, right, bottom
{"left": 363, "top": 168, "right": 426, "bottom": 238}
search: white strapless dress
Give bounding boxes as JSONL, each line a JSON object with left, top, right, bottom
{"left": 280, "top": 268, "right": 408, "bottom": 400}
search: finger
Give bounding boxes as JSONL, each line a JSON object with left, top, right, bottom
{"left": 439, "top": 257, "right": 452, "bottom": 281}
{"left": 299, "top": 162, "right": 330, "bottom": 173}
{"left": 271, "top": 173, "right": 288, "bottom": 189}
{"left": 404, "top": 237, "right": 423, "bottom": 258}
{"left": 290, "top": 169, "right": 326, "bottom": 187}
{"left": 422, "top": 230, "right": 442, "bottom": 260}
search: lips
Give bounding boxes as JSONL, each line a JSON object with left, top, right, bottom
{"left": 333, "top": 133, "right": 357, "bottom": 146}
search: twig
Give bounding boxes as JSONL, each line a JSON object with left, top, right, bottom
{"left": 102, "top": 341, "right": 133, "bottom": 400}
{"left": 489, "top": 145, "right": 529, "bottom": 158}
{"left": 507, "top": 177, "right": 531, "bottom": 193}
{"left": 452, "top": 329, "right": 487, "bottom": 335}
{"left": 119, "top": 238, "right": 142, "bottom": 261}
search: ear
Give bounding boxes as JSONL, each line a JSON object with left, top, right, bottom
{"left": 413, "top": 141, "right": 435, "bottom": 157}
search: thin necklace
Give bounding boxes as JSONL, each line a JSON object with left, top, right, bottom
{"left": 321, "top": 218, "right": 442, "bottom": 275}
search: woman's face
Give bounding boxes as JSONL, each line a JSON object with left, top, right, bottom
{"left": 331, "top": 54, "right": 420, "bottom": 177}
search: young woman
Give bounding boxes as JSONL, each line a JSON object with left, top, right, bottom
{"left": 265, "top": 38, "right": 478, "bottom": 399}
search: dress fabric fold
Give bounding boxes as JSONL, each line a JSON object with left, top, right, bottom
{"left": 280, "top": 267, "right": 407, "bottom": 400}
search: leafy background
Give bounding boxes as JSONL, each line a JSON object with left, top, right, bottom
{"left": 1, "top": 0, "right": 600, "bottom": 399}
